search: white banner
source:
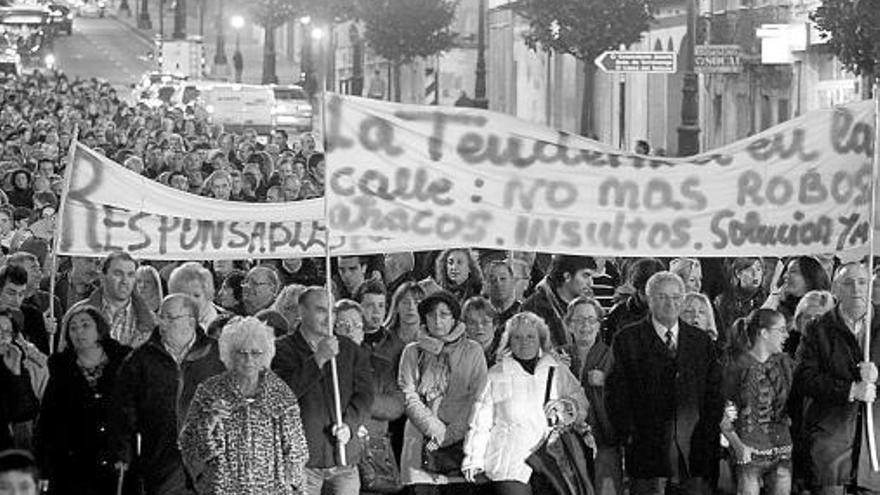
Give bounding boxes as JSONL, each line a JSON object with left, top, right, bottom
{"left": 325, "top": 95, "right": 877, "bottom": 257}
{"left": 57, "top": 144, "right": 331, "bottom": 260}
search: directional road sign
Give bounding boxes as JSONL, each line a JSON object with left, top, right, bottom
{"left": 594, "top": 51, "right": 677, "bottom": 74}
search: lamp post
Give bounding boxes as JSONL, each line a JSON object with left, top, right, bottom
{"left": 231, "top": 14, "right": 244, "bottom": 83}
{"left": 473, "top": 0, "right": 488, "bottom": 109}
{"left": 137, "top": 0, "right": 151, "bottom": 29}
{"left": 173, "top": 0, "right": 187, "bottom": 39}
{"left": 214, "top": 0, "right": 227, "bottom": 67}
{"left": 677, "top": 0, "right": 700, "bottom": 156}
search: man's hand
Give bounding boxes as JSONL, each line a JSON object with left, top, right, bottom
{"left": 314, "top": 336, "right": 339, "bottom": 368}
{"left": 860, "top": 362, "right": 879, "bottom": 384}
{"left": 851, "top": 381, "right": 877, "bottom": 403}
{"left": 1, "top": 343, "right": 22, "bottom": 375}
{"left": 332, "top": 423, "right": 351, "bottom": 445}
{"left": 587, "top": 370, "right": 605, "bottom": 387}
{"left": 463, "top": 467, "right": 484, "bottom": 483}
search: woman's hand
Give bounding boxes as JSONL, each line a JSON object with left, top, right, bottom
{"left": 463, "top": 467, "right": 484, "bottom": 483}
{"left": 720, "top": 402, "right": 737, "bottom": 432}
{"left": 1, "top": 343, "right": 22, "bottom": 375}
{"left": 544, "top": 398, "right": 577, "bottom": 427}
{"left": 208, "top": 399, "right": 232, "bottom": 430}
{"left": 733, "top": 444, "right": 755, "bottom": 465}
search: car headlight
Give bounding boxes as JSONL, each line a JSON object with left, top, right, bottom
{"left": 44, "top": 54, "right": 55, "bottom": 67}
{"left": 67, "top": 13, "right": 74, "bottom": 19}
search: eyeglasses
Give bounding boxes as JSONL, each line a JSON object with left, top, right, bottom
{"left": 236, "top": 349, "right": 264, "bottom": 358}
{"left": 242, "top": 280, "right": 272, "bottom": 288}
{"left": 651, "top": 294, "right": 683, "bottom": 303}
{"left": 162, "top": 313, "right": 193, "bottom": 322}
{"left": 570, "top": 317, "right": 601, "bottom": 326}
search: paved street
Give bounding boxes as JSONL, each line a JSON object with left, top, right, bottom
{"left": 53, "top": 16, "right": 155, "bottom": 92}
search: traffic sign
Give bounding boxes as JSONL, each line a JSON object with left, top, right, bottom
{"left": 695, "top": 45, "right": 743, "bottom": 73}
{"left": 594, "top": 51, "right": 677, "bottom": 74}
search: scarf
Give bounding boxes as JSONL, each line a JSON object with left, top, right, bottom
{"left": 514, "top": 354, "right": 540, "bottom": 374}
{"left": 415, "top": 323, "right": 466, "bottom": 407}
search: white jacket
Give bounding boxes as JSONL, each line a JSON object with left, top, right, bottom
{"left": 462, "top": 353, "right": 588, "bottom": 484}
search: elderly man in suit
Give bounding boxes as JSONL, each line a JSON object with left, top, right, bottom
{"left": 795, "top": 262, "right": 880, "bottom": 495}
{"left": 608, "top": 271, "right": 722, "bottom": 495}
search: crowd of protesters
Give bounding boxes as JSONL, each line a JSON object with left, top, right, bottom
{"left": 0, "top": 68, "right": 878, "bottom": 495}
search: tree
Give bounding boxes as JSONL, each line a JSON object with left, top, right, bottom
{"left": 356, "top": 0, "right": 457, "bottom": 102}
{"left": 811, "top": 0, "right": 880, "bottom": 84}
{"left": 249, "top": 0, "right": 303, "bottom": 84}
{"left": 249, "top": 0, "right": 353, "bottom": 85}
{"left": 512, "top": 0, "right": 654, "bottom": 136}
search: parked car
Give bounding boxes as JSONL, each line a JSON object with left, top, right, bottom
{"left": 78, "top": 0, "right": 105, "bottom": 18}
{"left": 270, "top": 84, "right": 313, "bottom": 132}
{"left": 47, "top": 4, "right": 73, "bottom": 35}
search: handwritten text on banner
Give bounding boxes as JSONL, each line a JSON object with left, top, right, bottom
{"left": 325, "top": 95, "right": 876, "bottom": 257}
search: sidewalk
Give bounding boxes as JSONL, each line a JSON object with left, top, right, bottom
{"left": 110, "top": 4, "right": 300, "bottom": 85}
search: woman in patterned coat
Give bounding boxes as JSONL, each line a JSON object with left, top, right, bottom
{"left": 179, "top": 316, "right": 308, "bottom": 495}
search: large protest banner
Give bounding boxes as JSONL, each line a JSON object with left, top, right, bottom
{"left": 56, "top": 144, "right": 330, "bottom": 260}
{"left": 325, "top": 95, "right": 876, "bottom": 257}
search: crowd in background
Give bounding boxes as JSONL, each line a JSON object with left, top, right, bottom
{"left": 0, "top": 69, "right": 877, "bottom": 495}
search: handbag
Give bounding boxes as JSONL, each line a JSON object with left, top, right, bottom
{"left": 358, "top": 433, "right": 403, "bottom": 493}
{"left": 421, "top": 439, "right": 465, "bottom": 476}
{"left": 525, "top": 367, "right": 595, "bottom": 495}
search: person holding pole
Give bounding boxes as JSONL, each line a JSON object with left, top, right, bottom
{"left": 794, "top": 262, "right": 880, "bottom": 494}
{"left": 272, "top": 286, "right": 374, "bottom": 495}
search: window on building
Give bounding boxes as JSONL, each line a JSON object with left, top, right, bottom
{"left": 713, "top": 94, "right": 723, "bottom": 132}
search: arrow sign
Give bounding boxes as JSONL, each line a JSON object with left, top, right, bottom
{"left": 594, "top": 51, "right": 677, "bottom": 74}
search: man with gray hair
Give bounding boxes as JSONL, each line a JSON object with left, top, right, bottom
{"left": 242, "top": 265, "right": 281, "bottom": 316}
{"left": 607, "top": 271, "right": 722, "bottom": 495}
{"left": 110, "top": 294, "right": 225, "bottom": 495}
{"left": 795, "top": 262, "right": 880, "bottom": 494}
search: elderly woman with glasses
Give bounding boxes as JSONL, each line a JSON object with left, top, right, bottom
{"left": 179, "top": 317, "right": 308, "bottom": 495}
{"left": 563, "top": 297, "right": 621, "bottom": 495}
{"left": 462, "top": 311, "right": 588, "bottom": 495}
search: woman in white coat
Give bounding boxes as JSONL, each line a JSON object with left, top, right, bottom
{"left": 462, "top": 311, "right": 589, "bottom": 495}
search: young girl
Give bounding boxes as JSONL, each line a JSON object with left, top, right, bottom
{"left": 721, "top": 308, "right": 794, "bottom": 495}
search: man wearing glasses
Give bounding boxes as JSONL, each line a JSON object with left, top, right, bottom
{"left": 110, "top": 294, "right": 225, "bottom": 495}
{"left": 242, "top": 266, "right": 281, "bottom": 316}
{"left": 607, "top": 271, "right": 722, "bottom": 495}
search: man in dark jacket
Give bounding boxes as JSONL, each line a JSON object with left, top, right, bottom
{"left": 273, "top": 286, "right": 374, "bottom": 495}
{"left": 607, "top": 271, "right": 722, "bottom": 495}
{"left": 0, "top": 331, "right": 38, "bottom": 451}
{"left": 0, "top": 265, "right": 49, "bottom": 355}
{"left": 110, "top": 294, "right": 225, "bottom": 495}
{"left": 522, "top": 254, "right": 597, "bottom": 347}
{"left": 355, "top": 280, "right": 405, "bottom": 439}
{"left": 795, "top": 262, "right": 880, "bottom": 494}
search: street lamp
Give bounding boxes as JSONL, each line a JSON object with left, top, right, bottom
{"left": 231, "top": 15, "right": 245, "bottom": 50}
{"left": 213, "top": 0, "right": 227, "bottom": 67}
{"left": 677, "top": 0, "right": 700, "bottom": 156}
{"left": 230, "top": 14, "right": 244, "bottom": 82}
